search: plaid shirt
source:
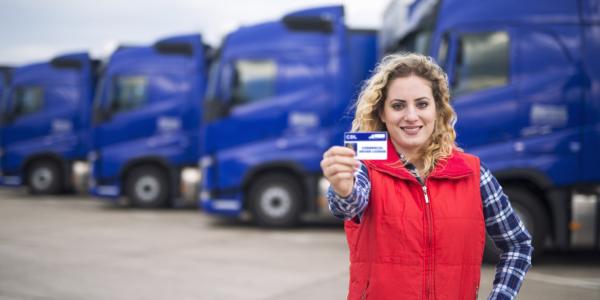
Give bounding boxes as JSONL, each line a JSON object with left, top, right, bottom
{"left": 328, "top": 161, "right": 533, "bottom": 300}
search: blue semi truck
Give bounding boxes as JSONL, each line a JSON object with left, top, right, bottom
{"left": 88, "top": 34, "right": 210, "bottom": 208}
{"left": 0, "top": 53, "right": 97, "bottom": 194}
{"left": 0, "top": 66, "right": 10, "bottom": 121}
{"left": 200, "top": 6, "right": 378, "bottom": 226}
{"left": 0, "top": 66, "right": 10, "bottom": 100}
{"left": 0, "top": 67, "right": 11, "bottom": 151}
{"left": 382, "top": 0, "right": 600, "bottom": 257}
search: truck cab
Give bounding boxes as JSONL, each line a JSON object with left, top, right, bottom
{"left": 89, "top": 34, "right": 210, "bottom": 208}
{"left": 0, "top": 53, "right": 97, "bottom": 194}
{"left": 200, "top": 6, "right": 377, "bottom": 226}
{"left": 0, "top": 67, "right": 11, "bottom": 161}
{"left": 0, "top": 66, "right": 11, "bottom": 123}
{"left": 382, "top": 0, "right": 600, "bottom": 257}
{"left": 0, "top": 66, "right": 10, "bottom": 98}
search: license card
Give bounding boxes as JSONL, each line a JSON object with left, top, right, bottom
{"left": 344, "top": 132, "right": 388, "bottom": 160}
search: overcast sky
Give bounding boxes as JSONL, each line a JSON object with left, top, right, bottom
{"left": 0, "top": 0, "right": 391, "bottom": 66}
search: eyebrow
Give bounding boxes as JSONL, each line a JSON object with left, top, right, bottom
{"left": 390, "top": 97, "right": 430, "bottom": 102}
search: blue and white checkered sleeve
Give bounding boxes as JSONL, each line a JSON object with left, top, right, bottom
{"left": 480, "top": 163, "right": 533, "bottom": 300}
{"left": 327, "top": 161, "right": 370, "bottom": 223}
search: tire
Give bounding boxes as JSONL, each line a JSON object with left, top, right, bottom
{"left": 249, "top": 173, "right": 303, "bottom": 227}
{"left": 27, "top": 160, "right": 63, "bottom": 194}
{"left": 125, "top": 166, "right": 169, "bottom": 208}
{"left": 483, "top": 186, "right": 547, "bottom": 263}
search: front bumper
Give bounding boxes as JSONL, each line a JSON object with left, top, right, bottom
{"left": 89, "top": 183, "right": 121, "bottom": 200}
{"left": 200, "top": 190, "right": 243, "bottom": 217}
{"left": 0, "top": 175, "right": 22, "bottom": 187}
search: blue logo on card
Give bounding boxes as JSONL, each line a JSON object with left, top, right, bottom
{"left": 368, "top": 133, "right": 386, "bottom": 140}
{"left": 345, "top": 134, "right": 357, "bottom": 140}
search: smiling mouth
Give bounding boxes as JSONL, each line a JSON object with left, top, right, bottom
{"left": 400, "top": 126, "right": 423, "bottom": 134}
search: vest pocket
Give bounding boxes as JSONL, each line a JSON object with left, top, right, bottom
{"left": 377, "top": 216, "right": 409, "bottom": 260}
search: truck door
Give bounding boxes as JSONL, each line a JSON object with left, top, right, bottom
{"left": 209, "top": 52, "right": 327, "bottom": 149}
{"left": 2, "top": 85, "right": 46, "bottom": 175}
{"left": 512, "top": 27, "right": 584, "bottom": 185}
{"left": 92, "top": 65, "right": 156, "bottom": 180}
{"left": 1, "top": 64, "right": 79, "bottom": 175}
{"left": 204, "top": 57, "right": 282, "bottom": 150}
{"left": 440, "top": 28, "right": 521, "bottom": 158}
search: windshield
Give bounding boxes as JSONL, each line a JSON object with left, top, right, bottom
{"left": 383, "top": 0, "right": 440, "bottom": 55}
{"left": 392, "top": 30, "right": 433, "bottom": 55}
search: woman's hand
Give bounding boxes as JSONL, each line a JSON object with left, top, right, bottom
{"left": 320, "top": 146, "right": 360, "bottom": 198}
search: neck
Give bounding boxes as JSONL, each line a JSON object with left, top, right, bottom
{"left": 391, "top": 140, "right": 424, "bottom": 170}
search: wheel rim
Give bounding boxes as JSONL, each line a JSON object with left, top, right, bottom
{"left": 32, "top": 167, "right": 53, "bottom": 191}
{"left": 134, "top": 175, "right": 161, "bottom": 203}
{"left": 260, "top": 186, "right": 292, "bottom": 219}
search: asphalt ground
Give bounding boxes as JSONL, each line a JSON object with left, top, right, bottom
{"left": 0, "top": 189, "right": 599, "bottom": 300}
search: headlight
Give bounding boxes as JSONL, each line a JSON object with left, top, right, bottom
{"left": 181, "top": 167, "right": 201, "bottom": 184}
{"left": 180, "top": 167, "right": 202, "bottom": 205}
{"left": 72, "top": 161, "right": 90, "bottom": 194}
{"left": 73, "top": 161, "right": 89, "bottom": 175}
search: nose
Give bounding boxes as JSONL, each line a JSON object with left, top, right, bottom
{"left": 404, "top": 106, "right": 419, "bottom": 122}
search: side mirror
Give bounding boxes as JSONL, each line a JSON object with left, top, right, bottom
{"left": 93, "top": 105, "right": 111, "bottom": 124}
{"left": 203, "top": 99, "right": 229, "bottom": 123}
{"left": 2, "top": 100, "right": 17, "bottom": 124}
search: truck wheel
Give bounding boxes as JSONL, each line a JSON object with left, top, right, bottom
{"left": 249, "top": 173, "right": 303, "bottom": 227}
{"left": 483, "top": 187, "right": 547, "bottom": 263}
{"left": 27, "top": 160, "right": 63, "bottom": 194}
{"left": 125, "top": 166, "right": 169, "bottom": 208}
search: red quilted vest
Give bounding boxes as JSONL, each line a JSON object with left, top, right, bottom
{"left": 345, "top": 139, "right": 485, "bottom": 300}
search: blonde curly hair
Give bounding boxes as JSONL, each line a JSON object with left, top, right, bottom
{"left": 351, "top": 53, "right": 459, "bottom": 177}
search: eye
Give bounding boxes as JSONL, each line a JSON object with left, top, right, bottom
{"left": 391, "top": 102, "right": 405, "bottom": 110}
{"left": 416, "top": 101, "right": 429, "bottom": 109}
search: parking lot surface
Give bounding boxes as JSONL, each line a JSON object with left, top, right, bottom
{"left": 0, "top": 189, "right": 599, "bottom": 300}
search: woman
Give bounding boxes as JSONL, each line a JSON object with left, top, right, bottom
{"left": 320, "top": 53, "right": 532, "bottom": 300}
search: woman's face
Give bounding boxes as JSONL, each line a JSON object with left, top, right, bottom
{"left": 379, "top": 75, "right": 437, "bottom": 157}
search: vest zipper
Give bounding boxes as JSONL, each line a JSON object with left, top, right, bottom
{"left": 422, "top": 185, "right": 433, "bottom": 300}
